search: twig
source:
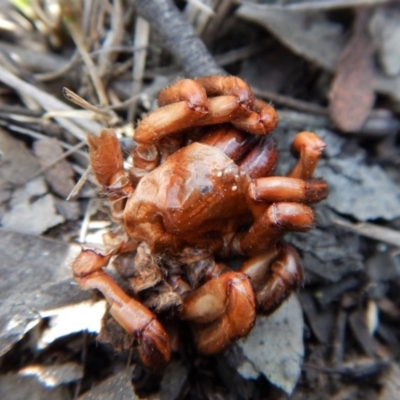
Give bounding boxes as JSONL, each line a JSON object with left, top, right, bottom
{"left": 1, "top": 121, "right": 88, "bottom": 160}
{"left": 128, "top": 16, "right": 150, "bottom": 121}
{"left": 333, "top": 218, "right": 400, "bottom": 248}
{"left": 253, "top": 88, "right": 327, "bottom": 115}
{"left": 64, "top": 19, "right": 109, "bottom": 106}
{"left": 0, "top": 65, "right": 103, "bottom": 138}
{"left": 68, "top": 166, "right": 92, "bottom": 201}
{"left": 134, "top": 0, "right": 224, "bottom": 77}
{"left": 262, "top": 0, "right": 390, "bottom": 11}
{"left": 97, "top": 0, "right": 125, "bottom": 80}
{"left": 28, "top": 141, "right": 87, "bottom": 182}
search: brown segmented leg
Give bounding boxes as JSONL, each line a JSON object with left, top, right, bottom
{"left": 180, "top": 271, "right": 256, "bottom": 354}
{"left": 240, "top": 242, "right": 303, "bottom": 314}
{"left": 238, "top": 134, "right": 278, "bottom": 179}
{"left": 288, "top": 131, "right": 326, "bottom": 179}
{"left": 87, "top": 129, "right": 134, "bottom": 221}
{"left": 199, "top": 125, "right": 256, "bottom": 162}
{"left": 249, "top": 176, "right": 328, "bottom": 203}
{"left": 134, "top": 100, "right": 208, "bottom": 145}
{"left": 72, "top": 246, "right": 171, "bottom": 371}
{"left": 232, "top": 202, "right": 315, "bottom": 255}
{"left": 195, "top": 75, "right": 254, "bottom": 111}
{"left": 233, "top": 99, "right": 278, "bottom": 135}
{"left": 132, "top": 79, "right": 209, "bottom": 176}
{"left": 87, "top": 129, "right": 133, "bottom": 196}
{"left": 157, "top": 78, "right": 208, "bottom": 109}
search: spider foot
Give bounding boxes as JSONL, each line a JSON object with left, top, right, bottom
{"left": 180, "top": 271, "right": 256, "bottom": 354}
{"left": 87, "top": 129, "right": 134, "bottom": 202}
{"left": 72, "top": 247, "right": 171, "bottom": 371}
{"left": 241, "top": 242, "right": 303, "bottom": 314}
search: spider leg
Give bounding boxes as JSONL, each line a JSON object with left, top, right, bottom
{"left": 72, "top": 245, "right": 171, "bottom": 371}
{"left": 240, "top": 242, "right": 303, "bottom": 314}
{"left": 248, "top": 176, "right": 328, "bottom": 203}
{"left": 132, "top": 77, "right": 278, "bottom": 177}
{"left": 232, "top": 202, "right": 315, "bottom": 255}
{"left": 199, "top": 124, "right": 256, "bottom": 161}
{"left": 192, "top": 77, "right": 278, "bottom": 133}
{"left": 238, "top": 134, "right": 278, "bottom": 178}
{"left": 180, "top": 271, "right": 256, "bottom": 354}
{"left": 232, "top": 99, "right": 278, "bottom": 134}
{"left": 87, "top": 129, "right": 134, "bottom": 221}
{"left": 288, "top": 131, "right": 326, "bottom": 179}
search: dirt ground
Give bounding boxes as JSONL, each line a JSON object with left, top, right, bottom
{"left": 0, "top": 1, "right": 399, "bottom": 399}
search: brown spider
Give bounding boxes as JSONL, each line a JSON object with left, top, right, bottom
{"left": 72, "top": 76, "right": 327, "bottom": 371}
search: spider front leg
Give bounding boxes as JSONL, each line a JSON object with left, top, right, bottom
{"left": 288, "top": 131, "right": 326, "bottom": 179}
{"left": 72, "top": 246, "right": 171, "bottom": 371}
{"left": 240, "top": 243, "right": 303, "bottom": 314}
{"left": 87, "top": 129, "right": 134, "bottom": 221}
{"left": 179, "top": 271, "right": 256, "bottom": 355}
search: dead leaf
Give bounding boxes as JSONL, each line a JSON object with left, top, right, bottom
{"left": 160, "top": 360, "right": 189, "bottom": 400}
{"left": 237, "top": 295, "right": 304, "bottom": 395}
{"left": 78, "top": 368, "right": 138, "bottom": 400}
{"left": 0, "top": 229, "right": 90, "bottom": 357}
{"left": 236, "top": 5, "right": 345, "bottom": 72}
{"left": 19, "top": 362, "right": 84, "bottom": 387}
{"left": 370, "top": 6, "right": 400, "bottom": 76}
{"left": 0, "top": 128, "right": 41, "bottom": 186}
{"left": 0, "top": 374, "right": 70, "bottom": 400}
{"left": 237, "top": 2, "right": 400, "bottom": 102}
{"left": 379, "top": 363, "right": 400, "bottom": 400}
{"left": 2, "top": 190, "right": 65, "bottom": 235}
{"left": 329, "top": 8, "right": 375, "bottom": 132}
{"left": 33, "top": 138, "right": 75, "bottom": 199}
{"left": 315, "top": 129, "right": 400, "bottom": 221}
{"left": 38, "top": 300, "right": 107, "bottom": 349}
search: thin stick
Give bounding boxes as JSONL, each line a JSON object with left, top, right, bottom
{"left": 64, "top": 19, "right": 109, "bottom": 106}
{"left": 266, "top": 0, "right": 390, "bottom": 10}
{"left": 28, "top": 141, "right": 87, "bottom": 182}
{"left": 0, "top": 65, "right": 103, "bottom": 138}
{"left": 333, "top": 218, "right": 400, "bottom": 248}
{"left": 128, "top": 16, "right": 150, "bottom": 122}
{"left": 69, "top": 166, "right": 92, "bottom": 202}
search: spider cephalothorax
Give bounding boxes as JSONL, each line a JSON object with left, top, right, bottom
{"left": 72, "top": 76, "right": 327, "bottom": 370}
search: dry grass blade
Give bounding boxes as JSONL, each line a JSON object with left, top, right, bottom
{"left": 333, "top": 218, "right": 400, "bottom": 248}
{"left": 0, "top": 65, "right": 103, "bottom": 138}
{"left": 266, "top": 0, "right": 390, "bottom": 10}
{"left": 63, "top": 19, "right": 109, "bottom": 106}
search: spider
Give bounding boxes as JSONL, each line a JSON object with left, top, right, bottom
{"left": 72, "top": 76, "right": 327, "bottom": 371}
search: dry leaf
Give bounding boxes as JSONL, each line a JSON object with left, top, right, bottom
{"left": 329, "top": 8, "right": 375, "bottom": 132}
{"left": 19, "top": 362, "right": 84, "bottom": 387}
{"left": 0, "top": 129, "right": 41, "bottom": 185}
{"left": 78, "top": 368, "right": 138, "bottom": 400}
{"left": 237, "top": 295, "right": 304, "bottom": 395}
{"left": 379, "top": 363, "right": 400, "bottom": 400}
{"left": 370, "top": 6, "right": 400, "bottom": 76}
{"left": 2, "top": 190, "right": 65, "bottom": 235}
{"left": 0, "top": 374, "right": 70, "bottom": 400}
{"left": 315, "top": 129, "right": 400, "bottom": 221}
{"left": 0, "top": 229, "right": 89, "bottom": 357}
{"left": 33, "top": 138, "right": 75, "bottom": 199}
{"left": 236, "top": 5, "right": 345, "bottom": 72}
{"left": 160, "top": 360, "right": 189, "bottom": 400}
